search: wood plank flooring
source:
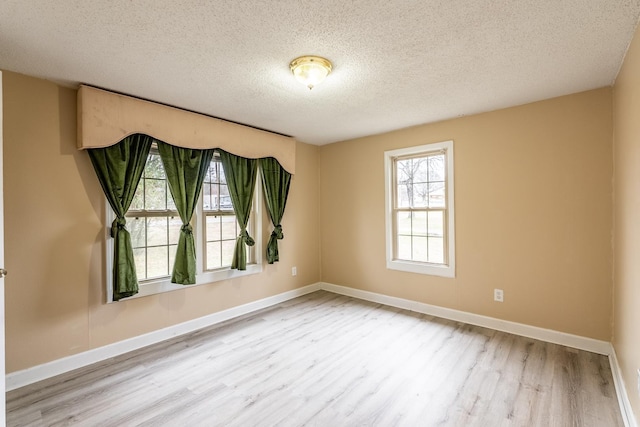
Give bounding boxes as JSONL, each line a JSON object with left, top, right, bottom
{"left": 6, "top": 291, "right": 624, "bottom": 426}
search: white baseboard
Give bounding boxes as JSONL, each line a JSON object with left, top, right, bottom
{"left": 6, "top": 283, "right": 320, "bottom": 391}
{"left": 318, "top": 282, "right": 612, "bottom": 355}
{"left": 609, "top": 346, "right": 638, "bottom": 427}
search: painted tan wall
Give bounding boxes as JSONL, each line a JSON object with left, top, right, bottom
{"left": 613, "top": 22, "right": 640, "bottom": 421}
{"left": 2, "top": 71, "right": 321, "bottom": 373}
{"left": 320, "top": 88, "right": 613, "bottom": 341}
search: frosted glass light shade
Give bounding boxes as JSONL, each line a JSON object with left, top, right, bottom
{"left": 290, "top": 56, "right": 333, "bottom": 90}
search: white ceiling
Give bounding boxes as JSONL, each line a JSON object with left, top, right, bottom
{"left": 1, "top": 1, "right": 639, "bottom": 145}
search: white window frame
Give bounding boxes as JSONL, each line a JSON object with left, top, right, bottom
{"left": 104, "top": 162, "right": 262, "bottom": 303}
{"left": 384, "top": 140, "right": 455, "bottom": 278}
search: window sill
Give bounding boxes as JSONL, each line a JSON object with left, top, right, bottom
{"left": 386, "top": 259, "right": 455, "bottom": 278}
{"left": 112, "top": 263, "right": 263, "bottom": 302}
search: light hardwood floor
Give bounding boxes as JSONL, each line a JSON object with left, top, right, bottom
{"left": 7, "top": 291, "right": 623, "bottom": 426}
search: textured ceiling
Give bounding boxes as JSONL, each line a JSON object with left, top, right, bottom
{"left": 1, "top": 1, "right": 639, "bottom": 145}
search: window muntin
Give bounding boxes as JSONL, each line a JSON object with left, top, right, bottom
{"left": 385, "top": 141, "right": 455, "bottom": 278}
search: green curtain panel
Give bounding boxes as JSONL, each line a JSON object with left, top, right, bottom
{"left": 219, "top": 150, "right": 258, "bottom": 270}
{"left": 88, "top": 134, "right": 153, "bottom": 301}
{"left": 157, "top": 141, "right": 214, "bottom": 284}
{"left": 259, "top": 157, "right": 292, "bottom": 264}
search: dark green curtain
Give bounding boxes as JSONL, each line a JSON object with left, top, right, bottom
{"left": 157, "top": 142, "right": 214, "bottom": 284}
{"left": 88, "top": 134, "right": 153, "bottom": 301}
{"left": 259, "top": 158, "right": 292, "bottom": 264}
{"left": 219, "top": 150, "right": 258, "bottom": 270}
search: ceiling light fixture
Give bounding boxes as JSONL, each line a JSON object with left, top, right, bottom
{"left": 289, "top": 55, "right": 333, "bottom": 90}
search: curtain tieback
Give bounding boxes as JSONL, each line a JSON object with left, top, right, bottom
{"left": 111, "top": 217, "right": 127, "bottom": 238}
{"left": 181, "top": 224, "right": 193, "bottom": 235}
{"left": 271, "top": 224, "right": 284, "bottom": 240}
{"left": 240, "top": 229, "right": 255, "bottom": 247}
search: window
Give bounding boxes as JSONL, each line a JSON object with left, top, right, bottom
{"left": 201, "top": 157, "right": 255, "bottom": 270}
{"left": 127, "top": 149, "right": 181, "bottom": 281}
{"left": 384, "top": 141, "right": 455, "bottom": 277}
{"left": 105, "top": 147, "right": 261, "bottom": 302}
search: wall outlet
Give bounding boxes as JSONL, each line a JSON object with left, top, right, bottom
{"left": 494, "top": 289, "right": 504, "bottom": 302}
{"left": 292, "top": 266, "right": 297, "bottom": 276}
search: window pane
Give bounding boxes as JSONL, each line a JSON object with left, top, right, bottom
{"left": 147, "top": 217, "right": 168, "bottom": 247}
{"left": 412, "top": 236, "right": 428, "bottom": 262}
{"left": 397, "top": 212, "right": 412, "bottom": 235}
{"left": 219, "top": 185, "right": 232, "bottom": 211}
{"left": 145, "top": 154, "right": 165, "bottom": 179}
{"left": 207, "top": 241, "right": 222, "bottom": 270}
{"left": 220, "top": 195, "right": 233, "bottom": 210}
{"left": 412, "top": 211, "right": 427, "bottom": 236}
{"left": 397, "top": 235, "right": 411, "bottom": 260}
{"left": 203, "top": 183, "right": 212, "bottom": 210}
{"left": 147, "top": 246, "right": 168, "bottom": 278}
{"left": 167, "top": 188, "right": 176, "bottom": 211}
{"left": 413, "top": 183, "right": 428, "bottom": 207}
{"left": 168, "top": 217, "right": 182, "bottom": 245}
{"left": 133, "top": 248, "right": 146, "bottom": 280}
{"left": 397, "top": 184, "right": 411, "bottom": 208}
{"left": 219, "top": 163, "right": 227, "bottom": 184}
{"left": 428, "top": 182, "right": 446, "bottom": 208}
{"left": 131, "top": 182, "right": 144, "bottom": 211}
{"left": 396, "top": 159, "right": 411, "bottom": 183}
{"left": 221, "top": 215, "right": 237, "bottom": 240}
{"left": 145, "top": 179, "right": 167, "bottom": 210}
{"left": 414, "top": 158, "right": 428, "bottom": 183}
{"left": 205, "top": 164, "right": 215, "bottom": 184}
{"left": 428, "top": 237, "right": 445, "bottom": 264}
{"left": 129, "top": 217, "right": 145, "bottom": 248}
{"left": 428, "top": 155, "right": 445, "bottom": 181}
{"left": 221, "top": 240, "right": 235, "bottom": 266}
{"left": 428, "top": 211, "right": 444, "bottom": 237}
{"left": 211, "top": 184, "right": 220, "bottom": 210}
{"left": 206, "top": 216, "right": 222, "bottom": 242}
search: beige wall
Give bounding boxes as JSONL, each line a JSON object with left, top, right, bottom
{"left": 2, "top": 71, "right": 321, "bottom": 372}
{"left": 613, "top": 22, "right": 640, "bottom": 420}
{"left": 320, "top": 88, "right": 614, "bottom": 341}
